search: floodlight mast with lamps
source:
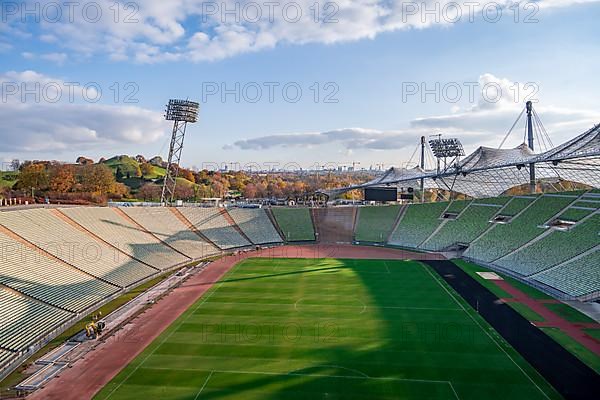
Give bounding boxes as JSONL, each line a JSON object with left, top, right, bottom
{"left": 428, "top": 136, "right": 465, "bottom": 172}
{"left": 160, "top": 99, "right": 199, "bottom": 205}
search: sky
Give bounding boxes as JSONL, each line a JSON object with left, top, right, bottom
{"left": 0, "top": 0, "right": 599, "bottom": 171}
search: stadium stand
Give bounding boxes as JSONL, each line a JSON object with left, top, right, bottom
{"left": 0, "top": 231, "right": 119, "bottom": 312}
{"left": 0, "top": 286, "right": 72, "bottom": 352}
{"left": 271, "top": 208, "right": 315, "bottom": 241}
{"left": 0, "top": 209, "right": 157, "bottom": 288}
{"left": 354, "top": 206, "right": 401, "bottom": 242}
{"left": 312, "top": 207, "right": 356, "bottom": 243}
{"left": 0, "top": 350, "right": 16, "bottom": 370}
{"left": 444, "top": 199, "right": 472, "bottom": 214}
{"left": 556, "top": 207, "right": 595, "bottom": 222}
{"left": 421, "top": 203, "right": 501, "bottom": 251}
{"left": 533, "top": 248, "right": 600, "bottom": 297}
{"left": 61, "top": 207, "right": 189, "bottom": 270}
{"left": 495, "top": 196, "right": 537, "bottom": 217}
{"left": 226, "top": 208, "right": 283, "bottom": 245}
{"left": 495, "top": 213, "right": 600, "bottom": 276}
{"left": 472, "top": 196, "right": 511, "bottom": 206}
{"left": 388, "top": 202, "right": 448, "bottom": 248}
{"left": 178, "top": 207, "right": 251, "bottom": 249}
{"left": 463, "top": 194, "right": 579, "bottom": 262}
{"left": 122, "top": 207, "right": 219, "bottom": 259}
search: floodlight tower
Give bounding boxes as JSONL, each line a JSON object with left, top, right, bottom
{"left": 161, "top": 99, "right": 199, "bottom": 205}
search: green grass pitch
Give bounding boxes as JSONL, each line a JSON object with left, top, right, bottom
{"left": 95, "top": 258, "right": 560, "bottom": 400}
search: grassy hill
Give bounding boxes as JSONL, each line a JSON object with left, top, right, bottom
{"left": 0, "top": 171, "right": 18, "bottom": 189}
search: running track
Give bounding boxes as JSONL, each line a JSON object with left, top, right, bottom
{"left": 29, "top": 245, "right": 442, "bottom": 400}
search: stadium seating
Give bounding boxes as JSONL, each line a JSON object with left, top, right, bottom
{"left": 422, "top": 204, "right": 501, "bottom": 251}
{"left": 444, "top": 199, "right": 471, "bottom": 214}
{"left": 556, "top": 207, "right": 595, "bottom": 222}
{"left": 61, "top": 207, "right": 190, "bottom": 270}
{"left": 227, "top": 208, "right": 283, "bottom": 244}
{"left": 496, "top": 213, "right": 600, "bottom": 276}
{"left": 472, "top": 196, "right": 511, "bottom": 206}
{"left": 533, "top": 249, "right": 600, "bottom": 297}
{"left": 0, "top": 349, "right": 16, "bottom": 370}
{"left": 122, "top": 207, "right": 219, "bottom": 259}
{"left": 388, "top": 202, "right": 448, "bottom": 248}
{"left": 495, "top": 196, "right": 536, "bottom": 216}
{"left": 178, "top": 207, "right": 251, "bottom": 249}
{"left": 271, "top": 208, "right": 315, "bottom": 241}
{"left": 0, "top": 287, "right": 72, "bottom": 352}
{"left": 464, "top": 194, "right": 579, "bottom": 262}
{"left": 354, "top": 206, "right": 401, "bottom": 242}
{"left": 0, "top": 231, "right": 119, "bottom": 312}
{"left": 0, "top": 209, "right": 157, "bottom": 288}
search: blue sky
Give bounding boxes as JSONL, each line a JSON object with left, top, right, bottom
{"left": 1, "top": 0, "right": 599, "bottom": 170}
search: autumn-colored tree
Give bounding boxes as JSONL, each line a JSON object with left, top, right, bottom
{"left": 211, "top": 181, "right": 225, "bottom": 198}
{"left": 76, "top": 156, "right": 94, "bottom": 165}
{"left": 174, "top": 184, "right": 194, "bottom": 200}
{"left": 181, "top": 169, "right": 196, "bottom": 183}
{"left": 140, "top": 162, "right": 154, "bottom": 177}
{"left": 243, "top": 183, "right": 257, "bottom": 199}
{"left": 108, "top": 182, "right": 130, "bottom": 199}
{"left": 49, "top": 165, "right": 75, "bottom": 193}
{"left": 18, "top": 163, "right": 49, "bottom": 190}
{"left": 138, "top": 183, "right": 162, "bottom": 201}
{"left": 80, "top": 164, "right": 116, "bottom": 194}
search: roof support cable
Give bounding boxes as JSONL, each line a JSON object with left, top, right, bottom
{"left": 499, "top": 106, "right": 526, "bottom": 149}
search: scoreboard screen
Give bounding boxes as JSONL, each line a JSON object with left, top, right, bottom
{"left": 364, "top": 187, "right": 397, "bottom": 201}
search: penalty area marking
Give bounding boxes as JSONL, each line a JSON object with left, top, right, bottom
{"left": 160, "top": 368, "right": 460, "bottom": 400}
{"left": 193, "top": 370, "right": 213, "bottom": 400}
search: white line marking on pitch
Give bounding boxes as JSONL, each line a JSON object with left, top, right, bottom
{"left": 193, "top": 370, "right": 214, "bottom": 400}
{"left": 146, "top": 366, "right": 457, "bottom": 396}
{"left": 287, "top": 364, "right": 370, "bottom": 378}
{"left": 383, "top": 261, "right": 391, "bottom": 274}
{"left": 102, "top": 262, "right": 245, "bottom": 400}
{"left": 421, "top": 264, "right": 550, "bottom": 400}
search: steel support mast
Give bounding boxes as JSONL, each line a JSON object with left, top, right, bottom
{"left": 161, "top": 99, "right": 199, "bottom": 205}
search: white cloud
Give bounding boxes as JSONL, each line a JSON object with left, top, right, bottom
{"left": 0, "top": 71, "right": 170, "bottom": 153}
{"left": 230, "top": 74, "right": 600, "bottom": 155}
{"left": 21, "top": 52, "right": 68, "bottom": 65}
{"left": 231, "top": 127, "right": 428, "bottom": 151}
{"left": 6, "top": 0, "right": 598, "bottom": 63}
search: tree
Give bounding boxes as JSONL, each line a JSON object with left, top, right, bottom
{"left": 76, "top": 156, "right": 94, "bottom": 165}
{"left": 18, "top": 163, "right": 49, "bottom": 190}
{"left": 80, "top": 164, "right": 116, "bottom": 194}
{"left": 211, "top": 181, "right": 225, "bottom": 198}
{"left": 181, "top": 169, "right": 196, "bottom": 183}
{"left": 174, "top": 184, "right": 194, "bottom": 200}
{"left": 108, "top": 182, "right": 130, "bottom": 199}
{"left": 49, "top": 165, "right": 75, "bottom": 193}
{"left": 243, "top": 183, "right": 257, "bottom": 199}
{"left": 140, "top": 162, "right": 154, "bottom": 177}
{"left": 138, "top": 183, "right": 162, "bottom": 201}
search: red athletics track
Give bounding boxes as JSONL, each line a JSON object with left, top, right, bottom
{"left": 494, "top": 280, "right": 600, "bottom": 356}
{"left": 28, "top": 245, "right": 442, "bottom": 400}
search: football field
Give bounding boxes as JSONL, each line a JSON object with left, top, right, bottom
{"left": 95, "top": 258, "right": 559, "bottom": 400}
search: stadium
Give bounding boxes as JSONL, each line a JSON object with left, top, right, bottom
{"left": 0, "top": 100, "right": 598, "bottom": 400}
